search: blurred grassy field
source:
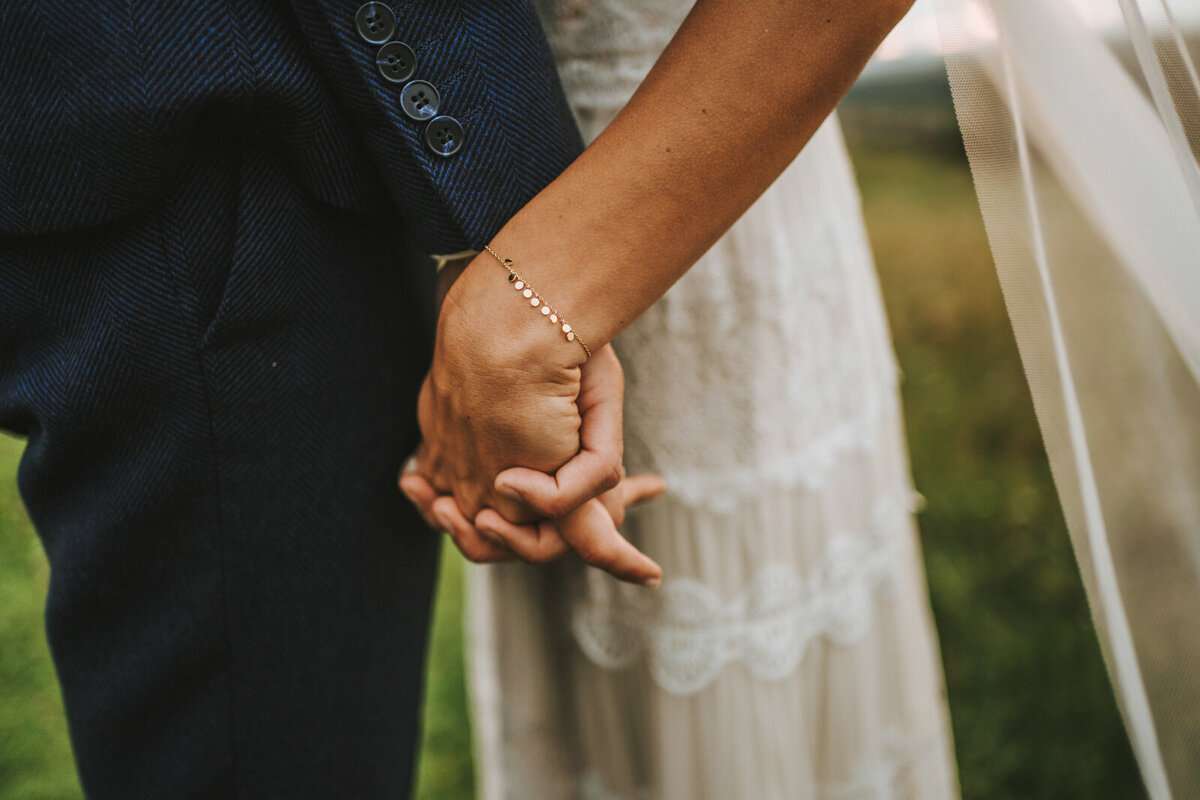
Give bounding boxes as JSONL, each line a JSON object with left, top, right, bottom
{"left": 0, "top": 71, "right": 1145, "bottom": 800}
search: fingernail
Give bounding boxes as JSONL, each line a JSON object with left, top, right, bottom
{"left": 496, "top": 483, "right": 522, "bottom": 501}
{"left": 642, "top": 577, "right": 662, "bottom": 590}
{"left": 402, "top": 456, "right": 418, "bottom": 474}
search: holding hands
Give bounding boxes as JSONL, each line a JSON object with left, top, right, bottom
{"left": 397, "top": 0, "right": 915, "bottom": 588}
{"left": 398, "top": 254, "right": 664, "bottom": 587}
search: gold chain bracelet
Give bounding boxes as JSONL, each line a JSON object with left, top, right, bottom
{"left": 483, "top": 245, "right": 592, "bottom": 360}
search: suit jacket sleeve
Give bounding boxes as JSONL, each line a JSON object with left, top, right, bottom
{"left": 288, "top": 0, "right": 586, "bottom": 254}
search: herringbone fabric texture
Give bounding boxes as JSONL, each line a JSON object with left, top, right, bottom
{"left": 0, "top": 1, "right": 584, "bottom": 797}
{"left": 0, "top": 0, "right": 584, "bottom": 253}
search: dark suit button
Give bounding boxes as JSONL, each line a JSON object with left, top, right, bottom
{"left": 355, "top": 2, "right": 395, "bottom": 44}
{"left": 376, "top": 41, "right": 415, "bottom": 83}
{"left": 425, "top": 116, "right": 464, "bottom": 156}
{"left": 399, "top": 80, "right": 440, "bottom": 121}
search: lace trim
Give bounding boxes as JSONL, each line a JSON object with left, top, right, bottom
{"left": 535, "top": 0, "right": 905, "bottom": 517}
{"left": 534, "top": 0, "right": 689, "bottom": 113}
{"left": 577, "top": 727, "right": 952, "bottom": 800}
{"left": 570, "top": 498, "right": 910, "bottom": 695}
{"left": 650, "top": 395, "right": 886, "bottom": 513}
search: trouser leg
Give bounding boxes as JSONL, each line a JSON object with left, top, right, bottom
{"left": 0, "top": 148, "right": 440, "bottom": 799}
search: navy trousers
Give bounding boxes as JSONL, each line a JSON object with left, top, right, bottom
{"left": 0, "top": 10, "right": 464, "bottom": 799}
{"left": 0, "top": 148, "right": 444, "bottom": 796}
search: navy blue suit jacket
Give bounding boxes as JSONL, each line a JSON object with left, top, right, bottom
{"left": 0, "top": 0, "right": 584, "bottom": 253}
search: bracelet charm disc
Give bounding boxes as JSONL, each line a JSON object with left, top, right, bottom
{"left": 483, "top": 244, "right": 592, "bottom": 359}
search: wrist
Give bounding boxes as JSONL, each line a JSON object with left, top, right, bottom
{"left": 478, "top": 225, "right": 623, "bottom": 353}
{"left": 479, "top": 244, "right": 596, "bottom": 360}
{"left": 438, "top": 254, "right": 585, "bottom": 378}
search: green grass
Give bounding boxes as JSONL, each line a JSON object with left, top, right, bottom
{"left": 0, "top": 104, "right": 1145, "bottom": 799}
{"left": 848, "top": 140, "right": 1144, "bottom": 799}
{"left": 413, "top": 551, "right": 473, "bottom": 800}
{"left": 0, "top": 435, "right": 82, "bottom": 800}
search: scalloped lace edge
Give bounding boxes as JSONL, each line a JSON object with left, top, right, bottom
{"left": 570, "top": 497, "right": 914, "bottom": 695}
{"left": 647, "top": 397, "right": 888, "bottom": 514}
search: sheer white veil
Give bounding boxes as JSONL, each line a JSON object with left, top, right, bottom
{"left": 932, "top": 0, "right": 1200, "bottom": 796}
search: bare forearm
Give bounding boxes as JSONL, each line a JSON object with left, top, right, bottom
{"left": 417, "top": 0, "right": 913, "bottom": 544}
{"left": 451, "top": 0, "right": 912, "bottom": 353}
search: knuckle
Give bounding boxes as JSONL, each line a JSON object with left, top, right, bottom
{"left": 416, "top": 386, "right": 433, "bottom": 429}
{"left": 460, "top": 488, "right": 489, "bottom": 521}
{"left": 429, "top": 374, "right": 455, "bottom": 406}
{"left": 432, "top": 478, "right": 453, "bottom": 496}
{"left": 531, "top": 543, "right": 566, "bottom": 564}
{"left": 541, "top": 496, "right": 568, "bottom": 519}
{"left": 458, "top": 540, "right": 490, "bottom": 563}
{"left": 598, "top": 461, "right": 623, "bottom": 494}
{"left": 491, "top": 494, "right": 539, "bottom": 526}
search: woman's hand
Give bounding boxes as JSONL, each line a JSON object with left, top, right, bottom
{"left": 400, "top": 462, "right": 665, "bottom": 587}
{"left": 413, "top": 254, "right": 585, "bottom": 524}
{"left": 403, "top": 256, "right": 662, "bottom": 585}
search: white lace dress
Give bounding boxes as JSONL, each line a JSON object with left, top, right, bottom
{"left": 466, "top": 2, "right": 960, "bottom": 798}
